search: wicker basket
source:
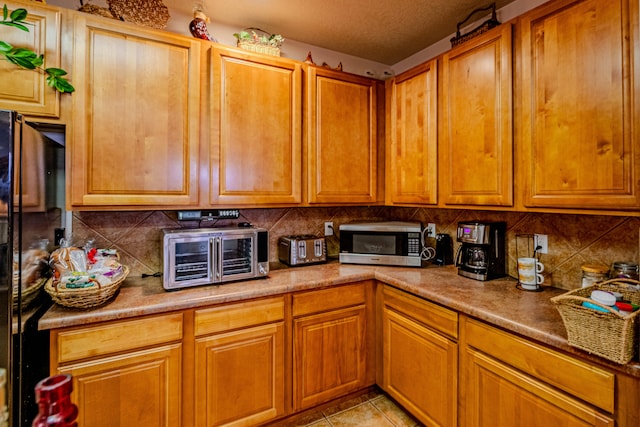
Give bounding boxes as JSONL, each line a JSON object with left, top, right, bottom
{"left": 237, "top": 40, "right": 281, "bottom": 57}
{"left": 78, "top": 4, "right": 115, "bottom": 19}
{"left": 551, "top": 279, "right": 640, "bottom": 364}
{"left": 45, "top": 265, "right": 129, "bottom": 309}
{"left": 12, "top": 277, "right": 47, "bottom": 312}
{"left": 235, "top": 28, "right": 282, "bottom": 57}
{"left": 107, "top": 0, "right": 170, "bottom": 29}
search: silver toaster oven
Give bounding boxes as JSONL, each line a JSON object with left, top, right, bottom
{"left": 278, "top": 235, "right": 326, "bottom": 266}
{"left": 163, "top": 227, "right": 269, "bottom": 290}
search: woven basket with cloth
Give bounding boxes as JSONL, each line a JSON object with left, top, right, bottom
{"left": 78, "top": 0, "right": 170, "bottom": 29}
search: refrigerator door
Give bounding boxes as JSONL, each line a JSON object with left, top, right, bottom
{"left": 0, "top": 109, "right": 16, "bottom": 426}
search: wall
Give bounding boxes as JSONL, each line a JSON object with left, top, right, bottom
{"left": 392, "top": 0, "right": 549, "bottom": 74}
{"left": 71, "top": 208, "right": 640, "bottom": 290}
{"left": 45, "top": 0, "right": 393, "bottom": 78}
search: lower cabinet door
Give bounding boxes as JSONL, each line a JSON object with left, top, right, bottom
{"left": 293, "top": 305, "right": 368, "bottom": 410}
{"left": 56, "top": 343, "right": 182, "bottom": 427}
{"left": 462, "top": 347, "right": 614, "bottom": 427}
{"left": 194, "top": 322, "right": 285, "bottom": 427}
{"left": 382, "top": 307, "right": 457, "bottom": 427}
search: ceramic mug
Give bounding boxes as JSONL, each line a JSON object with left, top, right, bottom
{"left": 518, "top": 257, "right": 544, "bottom": 289}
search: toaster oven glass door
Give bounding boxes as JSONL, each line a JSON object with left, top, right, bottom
{"left": 215, "top": 233, "right": 256, "bottom": 282}
{"left": 170, "top": 237, "right": 213, "bottom": 287}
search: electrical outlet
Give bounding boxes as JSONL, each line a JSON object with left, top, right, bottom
{"left": 324, "top": 221, "right": 334, "bottom": 236}
{"left": 426, "top": 223, "right": 436, "bottom": 237}
{"left": 534, "top": 234, "right": 548, "bottom": 254}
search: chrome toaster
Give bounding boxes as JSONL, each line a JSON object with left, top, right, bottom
{"left": 278, "top": 235, "right": 327, "bottom": 266}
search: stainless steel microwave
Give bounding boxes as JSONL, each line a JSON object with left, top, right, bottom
{"left": 339, "top": 221, "right": 423, "bottom": 267}
{"left": 163, "top": 227, "right": 269, "bottom": 290}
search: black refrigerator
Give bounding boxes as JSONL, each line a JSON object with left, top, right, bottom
{"left": 0, "top": 110, "right": 67, "bottom": 427}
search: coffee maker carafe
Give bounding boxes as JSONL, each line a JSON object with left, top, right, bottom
{"left": 455, "top": 221, "right": 506, "bottom": 281}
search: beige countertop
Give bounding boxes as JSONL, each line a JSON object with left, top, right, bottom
{"left": 39, "top": 262, "right": 640, "bottom": 377}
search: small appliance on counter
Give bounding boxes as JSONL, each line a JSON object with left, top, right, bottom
{"left": 163, "top": 226, "right": 269, "bottom": 290}
{"left": 455, "top": 221, "right": 506, "bottom": 281}
{"left": 278, "top": 235, "right": 327, "bottom": 266}
{"left": 339, "top": 221, "right": 423, "bottom": 267}
{"left": 434, "top": 233, "right": 454, "bottom": 266}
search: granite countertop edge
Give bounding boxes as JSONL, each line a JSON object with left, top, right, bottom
{"left": 38, "top": 262, "right": 640, "bottom": 377}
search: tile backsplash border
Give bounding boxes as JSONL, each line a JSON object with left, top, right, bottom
{"left": 70, "top": 207, "right": 640, "bottom": 290}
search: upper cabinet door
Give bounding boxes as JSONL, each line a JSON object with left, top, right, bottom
{"left": 518, "top": 0, "right": 640, "bottom": 210}
{"left": 440, "top": 24, "right": 514, "bottom": 207}
{"left": 0, "top": 1, "right": 61, "bottom": 117}
{"left": 386, "top": 60, "right": 438, "bottom": 206}
{"left": 305, "top": 66, "right": 379, "bottom": 204}
{"left": 68, "top": 15, "right": 201, "bottom": 209}
{"left": 210, "top": 46, "right": 302, "bottom": 206}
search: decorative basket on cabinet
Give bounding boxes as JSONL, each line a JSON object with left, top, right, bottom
{"left": 234, "top": 28, "right": 284, "bottom": 56}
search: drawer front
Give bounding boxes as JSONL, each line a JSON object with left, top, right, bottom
{"left": 464, "top": 317, "right": 615, "bottom": 412}
{"left": 55, "top": 312, "right": 183, "bottom": 364}
{"left": 383, "top": 285, "right": 458, "bottom": 339}
{"left": 194, "top": 296, "right": 285, "bottom": 336}
{"left": 293, "top": 281, "right": 368, "bottom": 317}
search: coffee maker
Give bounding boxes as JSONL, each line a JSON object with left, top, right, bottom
{"left": 455, "top": 221, "right": 506, "bottom": 281}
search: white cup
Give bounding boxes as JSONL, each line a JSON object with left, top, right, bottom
{"left": 518, "top": 257, "right": 544, "bottom": 290}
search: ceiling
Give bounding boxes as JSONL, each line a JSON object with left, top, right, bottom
{"left": 166, "top": 0, "right": 518, "bottom": 65}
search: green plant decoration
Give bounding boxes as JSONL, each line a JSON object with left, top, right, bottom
{"left": 0, "top": 4, "right": 74, "bottom": 93}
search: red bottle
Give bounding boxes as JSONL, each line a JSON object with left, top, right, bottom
{"left": 32, "top": 375, "right": 78, "bottom": 427}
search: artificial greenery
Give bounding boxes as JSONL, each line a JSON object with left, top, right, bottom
{"left": 0, "top": 4, "right": 74, "bottom": 93}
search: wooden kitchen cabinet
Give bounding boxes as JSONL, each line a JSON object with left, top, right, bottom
{"left": 209, "top": 45, "right": 302, "bottom": 206}
{"left": 50, "top": 313, "right": 184, "bottom": 427}
{"left": 13, "top": 121, "right": 45, "bottom": 212}
{"left": 459, "top": 316, "right": 615, "bottom": 427}
{"left": 0, "top": 0, "right": 61, "bottom": 117}
{"left": 193, "top": 297, "right": 286, "bottom": 426}
{"left": 304, "top": 66, "right": 381, "bottom": 204}
{"left": 385, "top": 60, "right": 438, "bottom": 206}
{"left": 68, "top": 13, "right": 201, "bottom": 209}
{"left": 517, "top": 0, "right": 640, "bottom": 211}
{"left": 292, "top": 281, "right": 375, "bottom": 410}
{"left": 440, "top": 24, "right": 513, "bottom": 207}
{"left": 380, "top": 286, "right": 458, "bottom": 427}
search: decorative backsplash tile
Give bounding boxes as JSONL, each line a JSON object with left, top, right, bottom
{"left": 71, "top": 208, "right": 640, "bottom": 290}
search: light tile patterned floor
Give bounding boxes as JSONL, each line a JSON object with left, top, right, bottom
{"left": 300, "top": 393, "right": 422, "bottom": 427}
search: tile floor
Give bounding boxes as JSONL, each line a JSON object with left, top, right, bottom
{"left": 289, "top": 390, "right": 422, "bottom": 427}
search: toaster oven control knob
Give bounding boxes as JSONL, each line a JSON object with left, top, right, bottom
{"left": 259, "top": 264, "right": 267, "bottom": 275}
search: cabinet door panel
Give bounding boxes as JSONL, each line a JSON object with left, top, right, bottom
{"left": 382, "top": 308, "right": 457, "bottom": 427}
{"left": 57, "top": 344, "right": 182, "bottom": 427}
{"left": 519, "top": 0, "right": 640, "bottom": 209}
{"left": 293, "top": 305, "right": 367, "bottom": 410}
{"left": 69, "top": 16, "right": 201, "bottom": 208}
{"left": 306, "top": 67, "right": 378, "bottom": 204}
{"left": 441, "top": 25, "right": 513, "bottom": 206}
{"left": 386, "top": 61, "right": 438, "bottom": 205}
{"left": 0, "top": 1, "right": 60, "bottom": 117}
{"left": 15, "top": 123, "right": 45, "bottom": 211}
{"left": 211, "top": 47, "right": 302, "bottom": 205}
{"left": 195, "top": 322, "right": 285, "bottom": 426}
{"left": 463, "top": 348, "right": 614, "bottom": 427}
